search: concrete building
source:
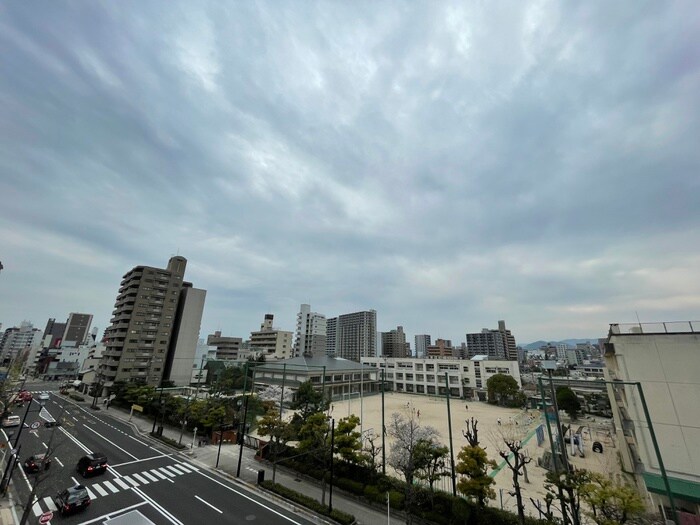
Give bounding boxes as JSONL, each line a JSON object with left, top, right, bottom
{"left": 363, "top": 356, "right": 521, "bottom": 400}
{"left": 466, "top": 320, "right": 517, "bottom": 360}
{"left": 99, "top": 256, "right": 206, "bottom": 389}
{"left": 381, "top": 326, "right": 408, "bottom": 358}
{"left": 294, "top": 304, "right": 327, "bottom": 357}
{"left": 0, "top": 321, "right": 43, "bottom": 366}
{"left": 205, "top": 332, "right": 241, "bottom": 361}
{"left": 42, "top": 318, "right": 66, "bottom": 349}
{"left": 249, "top": 314, "right": 293, "bottom": 360}
{"left": 326, "top": 310, "right": 377, "bottom": 362}
{"left": 61, "top": 312, "right": 93, "bottom": 347}
{"left": 604, "top": 321, "right": 700, "bottom": 518}
{"left": 426, "top": 338, "right": 456, "bottom": 359}
{"left": 415, "top": 334, "right": 431, "bottom": 358}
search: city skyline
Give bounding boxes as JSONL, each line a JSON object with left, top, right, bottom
{"left": 2, "top": 2, "right": 700, "bottom": 344}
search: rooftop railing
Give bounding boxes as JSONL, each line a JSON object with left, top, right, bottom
{"left": 609, "top": 321, "right": 700, "bottom": 335}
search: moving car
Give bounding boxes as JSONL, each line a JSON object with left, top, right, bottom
{"left": 54, "top": 485, "right": 90, "bottom": 516}
{"left": 76, "top": 453, "right": 108, "bottom": 477}
{"left": 1, "top": 416, "right": 20, "bottom": 428}
{"left": 23, "top": 454, "right": 52, "bottom": 473}
{"left": 17, "top": 390, "right": 32, "bottom": 402}
{"left": 37, "top": 392, "right": 50, "bottom": 401}
{"left": 44, "top": 420, "right": 62, "bottom": 428}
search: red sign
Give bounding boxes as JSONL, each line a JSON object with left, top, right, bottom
{"left": 39, "top": 511, "right": 53, "bottom": 524}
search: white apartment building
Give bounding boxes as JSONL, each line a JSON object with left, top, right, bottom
{"left": 415, "top": 335, "right": 431, "bottom": 358}
{"left": 362, "top": 355, "right": 521, "bottom": 400}
{"left": 294, "top": 304, "right": 327, "bottom": 357}
{"left": 605, "top": 322, "right": 700, "bottom": 518}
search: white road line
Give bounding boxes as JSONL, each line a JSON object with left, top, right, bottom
{"left": 113, "top": 478, "right": 130, "bottom": 490}
{"left": 71, "top": 476, "right": 79, "bottom": 485}
{"left": 195, "top": 495, "right": 223, "bottom": 514}
{"left": 73, "top": 501, "right": 148, "bottom": 525}
{"left": 167, "top": 465, "right": 187, "bottom": 475}
{"left": 44, "top": 497, "right": 57, "bottom": 511}
{"left": 177, "top": 462, "right": 198, "bottom": 472}
{"left": 132, "top": 473, "right": 150, "bottom": 485}
{"left": 72, "top": 416, "right": 78, "bottom": 421}
{"left": 127, "top": 435, "right": 150, "bottom": 447}
{"left": 158, "top": 467, "right": 175, "bottom": 478}
{"left": 150, "top": 469, "right": 167, "bottom": 480}
{"left": 83, "top": 425, "right": 137, "bottom": 460}
{"left": 162, "top": 466, "right": 181, "bottom": 476}
{"left": 110, "top": 453, "right": 171, "bottom": 468}
{"left": 195, "top": 470, "right": 305, "bottom": 525}
{"left": 31, "top": 501, "right": 41, "bottom": 517}
{"left": 59, "top": 426, "right": 92, "bottom": 454}
{"left": 141, "top": 471, "right": 158, "bottom": 482}
{"left": 54, "top": 457, "right": 64, "bottom": 467}
{"left": 103, "top": 480, "right": 119, "bottom": 493}
{"left": 85, "top": 487, "right": 97, "bottom": 499}
{"left": 92, "top": 484, "right": 109, "bottom": 497}
{"left": 131, "top": 486, "right": 183, "bottom": 525}
{"left": 42, "top": 442, "right": 48, "bottom": 449}
{"left": 123, "top": 475, "right": 140, "bottom": 487}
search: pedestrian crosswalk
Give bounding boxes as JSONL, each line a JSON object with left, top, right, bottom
{"left": 31, "top": 462, "right": 199, "bottom": 516}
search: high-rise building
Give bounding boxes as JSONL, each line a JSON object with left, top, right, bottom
{"left": 604, "top": 322, "right": 700, "bottom": 518}
{"left": 62, "top": 313, "right": 93, "bottom": 347}
{"left": 99, "top": 256, "right": 206, "bottom": 389}
{"left": 466, "top": 320, "right": 517, "bottom": 360}
{"left": 415, "top": 334, "right": 431, "bottom": 358}
{"left": 326, "top": 310, "right": 376, "bottom": 362}
{"left": 0, "top": 321, "right": 43, "bottom": 366}
{"left": 381, "top": 326, "right": 408, "bottom": 358}
{"left": 427, "top": 338, "right": 456, "bottom": 358}
{"left": 294, "top": 304, "right": 327, "bottom": 357}
{"left": 43, "top": 318, "right": 66, "bottom": 349}
{"left": 249, "top": 314, "right": 293, "bottom": 360}
{"left": 207, "top": 331, "right": 243, "bottom": 361}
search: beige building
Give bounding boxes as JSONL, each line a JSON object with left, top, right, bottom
{"left": 100, "top": 256, "right": 206, "bottom": 389}
{"left": 250, "top": 314, "right": 293, "bottom": 360}
{"left": 605, "top": 322, "right": 700, "bottom": 518}
{"left": 207, "top": 331, "right": 243, "bottom": 361}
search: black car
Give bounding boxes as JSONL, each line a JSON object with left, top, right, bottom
{"left": 76, "top": 453, "right": 108, "bottom": 477}
{"left": 54, "top": 485, "right": 91, "bottom": 516}
{"left": 44, "top": 420, "right": 62, "bottom": 428}
{"left": 23, "top": 454, "right": 51, "bottom": 473}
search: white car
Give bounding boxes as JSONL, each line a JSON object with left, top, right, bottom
{"left": 37, "top": 392, "right": 50, "bottom": 401}
{"left": 2, "top": 416, "right": 21, "bottom": 427}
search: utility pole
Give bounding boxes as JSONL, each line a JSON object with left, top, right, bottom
{"left": 444, "top": 373, "right": 456, "bottom": 497}
{"left": 381, "top": 368, "right": 386, "bottom": 476}
{"left": 328, "top": 418, "right": 335, "bottom": 513}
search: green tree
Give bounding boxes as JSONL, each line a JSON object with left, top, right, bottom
{"left": 455, "top": 445, "right": 496, "bottom": 506}
{"left": 581, "top": 472, "right": 647, "bottom": 525}
{"left": 297, "top": 412, "right": 332, "bottom": 505}
{"left": 291, "top": 380, "right": 328, "bottom": 420}
{"left": 486, "top": 374, "right": 520, "bottom": 405}
{"left": 556, "top": 386, "right": 582, "bottom": 420}
{"left": 414, "top": 439, "right": 450, "bottom": 496}
{"left": 257, "top": 408, "right": 295, "bottom": 483}
{"left": 334, "top": 415, "right": 364, "bottom": 465}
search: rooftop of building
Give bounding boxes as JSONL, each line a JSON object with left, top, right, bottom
{"left": 609, "top": 321, "right": 700, "bottom": 336}
{"left": 256, "top": 354, "right": 368, "bottom": 372}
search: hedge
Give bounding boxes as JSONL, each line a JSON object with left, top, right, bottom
{"left": 69, "top": 394, "right": 85, "bottom": 402}
{"left": 149, "top": 432, "right": 188, "bottom": 450}
{"left": 260, "top": 481, "right": 355, "bottom": 525}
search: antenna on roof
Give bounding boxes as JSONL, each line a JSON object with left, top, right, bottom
{"left": 635, "top": 311, "right": 642, "bottom": 331}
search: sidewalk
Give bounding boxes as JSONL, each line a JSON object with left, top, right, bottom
{"left": 88, "top": 401, "right": 401, "bottom": 525}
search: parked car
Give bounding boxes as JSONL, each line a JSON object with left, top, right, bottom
{"left": 37, "top": 392, "right": 50, "bottom": 401}
{"left": 23, "top": 454, "right": 52, "bottom": 473}
{"left": 76, "top": 453, "right": 108, "bottom": 477}
{"left": 54, "top": 485, "right": 91, "bottom": 516}
{"left": 44, "top": 420, "right": 62, "bottom": 428}
{"left": 18, "top": 390, "right": 32, "bottom": 402}
{"left": 1, "top": 416, "right": 21, "bottom": 428}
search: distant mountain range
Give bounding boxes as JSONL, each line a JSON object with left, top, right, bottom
{"left": 522, "top": 339, "right": 600, "bottom": 351}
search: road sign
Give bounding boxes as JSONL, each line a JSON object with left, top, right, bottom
{"left": 30, "top": 421, "right": 41, "bottom": 430}
{"left": 132, "top": 404, "right": 144, "bottom": 412}
{"left": 39, "top": 511, "right": 53, "bottom": 524}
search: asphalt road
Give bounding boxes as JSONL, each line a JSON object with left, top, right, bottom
{"left": 5, "top": 382, "right": 317, "bottom": 525}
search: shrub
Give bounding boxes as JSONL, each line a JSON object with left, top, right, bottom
{"left": 260, "top": 481, "right": 355, "bottom": 524}
{"left": 69, "top": 394, "right": 85, "bottom": 402}
{"left": 150, "top": 433, "right": 187, "bottom": 450}
{"left": 334, "top": 477, "right": 364, "bottom": 496}
{"left": 363, "top": 485, "right": 381, "bottom": 503}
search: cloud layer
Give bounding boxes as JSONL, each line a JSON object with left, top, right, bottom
{"left": 1, "top": 1, "right": 699, "bottom": 344}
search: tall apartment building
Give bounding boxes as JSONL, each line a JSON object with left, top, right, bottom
{"left": 249, "top": 314, "right": 293, "bottom": 360}
{"left": 326, "top": 310, "right": 376, "bottom": 362}
{"left": 99, "top": 256, "right": 206, "bottom": 389}
{"left": 604, "top": 322, "right": 700, "bottom": 518}
{"left": 381, "top": 326, "right": 408, "bottom": 358}
{"left": 0, "top": 321, "right": 43, "bottom": 365}
{"left": 207, "top": 331, "right": 243, "bottom": 361}
{"left": 43, "top": 318, "right": 67, "bottom": 349}
{"left": 466, "top": 320, "right": 517, "bottom": 360}
{"left": 294, "top": 304, "right": 327, "bottom": 357}
{"left": 62, "top": 313, "right": 93, "bottom": 347}
{"left": 415, "top": 334, "right": 431, "bottom": 358}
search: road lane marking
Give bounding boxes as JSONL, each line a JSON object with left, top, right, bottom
{"left": 111, "top": 453, "right": 172, "bottom": 468}
{"left": 131, "top": 486, "right": 183, "bottom": 525}
{"left": 42, "top": 442, "right": 48, "bottom": 449}
{"left": 127, "top": 435, "right": 150, "bottom": 447}
{"left": 103, "top": 480, "right": 119, "bottom": 493}
{"left": 73, "top": 501, "right": 148, "bottom": 525}
{"left": 85, "top": 487, "right": 97, "bottom": 499}
{"left": 157, "top": 467, "right": 175, "bottom": 478}
{"left": 123, "top": 475, "right": 140, "bottom": 487}
{"left": 141, "top": 471, "right": 158, "bottom": 482}
{"left": 71, "top": 476, "right": 79, "bottom": 485}
{"left": 31, "top": 501, "right": 41, "bottom": 516}
{"left": 168, "top": 465, "right": 187, "bottom": 475}
{"left": 114, "top": 478, "right": 130, "bottom": 490}
{"left": 132, "top": 473, "right": 149, "bottom": 484}
{"left": 92, "top": 484, "right": 109, "bottom": 497}
{"left": 59, "top": 426, "right": 91, "bottom": 454}
{"left": 162, "top": 466, "right": 182, "bottom": 476}
{"left": 176, "top": 462, "right": 198, "bottom": 472}
{"left": 195, "top": 495, "right": 223, "bottom": 514}
{"left": 195, "top": 470, "right": 306, "bottom": 525}
{"left": 150, "top": 469, "right": 167, "bottom": 480}
{"left": 83, "top": 424, "right": 138, "bottom": 460}
{"left": 43, "top": 497, "right": 57, "bottom": 511}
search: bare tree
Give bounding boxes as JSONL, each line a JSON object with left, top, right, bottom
{"left": 362, "top": 431, "right": 383, "bottom": 474}
{"left": 498, "top": 437, "right": 532, "bottom": 525}
{"left": 462, "top": 416, "right": 480, "bottom": 447}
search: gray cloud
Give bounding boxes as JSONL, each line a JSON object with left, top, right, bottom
{"left": 1, "top": 1, "right": 699, "bottom": 345}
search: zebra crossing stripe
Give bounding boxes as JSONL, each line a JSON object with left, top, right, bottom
{"left": 178, "top": 463, "right": 198, "bottom": 472}
{"left": 114, "top": 478, "right": 130, "bottom": 490}
{"left": 31, "top": 501, "right": 42, "bottom": 517}
{"left": 158, "top": 467, "right": 175, "bottom": 478}
{"left": 168, "top": 465, "right": 187, "bottom": 475}
{"left": 150, "top": 469, "right": 167, "bottom": 480}
{"left": 123, "top": 475, "right": 140, "bottom": 487}
{"left": 141, "top": 471, "right": 158, "bottom": 482}
{"left": 43, "top": 497, "right": 58, "bottom": 511}
{"left": 132, "top": 473, "right": 150, "bottom": 484}
{"left": 92, "top": 484, "right": 109, "bottom": 497}
{"left": 163, "top": 466, "right": 181, "bottom": 476}
{"left": 103, "top": 480, "right": 120, "bottom": 493}
{"left": 85, "top": 487, "right": 97, "bottom": 499}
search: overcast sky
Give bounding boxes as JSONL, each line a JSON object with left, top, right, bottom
{"left": 1, "top": 2, "right": 699, "bottom": 346}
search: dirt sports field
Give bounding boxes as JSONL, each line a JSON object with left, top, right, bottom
{"left": 328, "top": 391, "right": 621, "bottom": 517}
